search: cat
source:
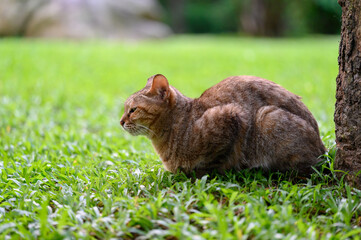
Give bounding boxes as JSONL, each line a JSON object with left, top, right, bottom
{"left": 120, "top": 74, "right": 326, "bottom": 177}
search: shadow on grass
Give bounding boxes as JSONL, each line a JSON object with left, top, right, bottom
{"left": 168, "top": 144, "right": 344, "bottom": 189}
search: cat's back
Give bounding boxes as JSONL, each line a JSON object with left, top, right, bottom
{"left": 199, "top": 75, "right": 299, "bottom": 106}
{"left": 197, "top": 75, "right": 318, "bottom": 132}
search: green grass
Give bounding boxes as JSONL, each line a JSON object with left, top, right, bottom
{"left": 1, "top": 35, "right": 360, "bottom": 239}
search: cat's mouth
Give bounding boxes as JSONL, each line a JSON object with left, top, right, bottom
{"left": 123, "top": 123, "right": 149, "bottom": 136}
{"left": 123, "top": 123, "right": 139, "bottom": 136}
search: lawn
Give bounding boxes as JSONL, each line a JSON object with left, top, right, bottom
{"left": 1, "top": 35, "right": 360, "bottom": 239}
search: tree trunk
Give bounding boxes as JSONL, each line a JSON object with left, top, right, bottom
{"left": 334, "top": 0, "right": 361, "bottom": 187}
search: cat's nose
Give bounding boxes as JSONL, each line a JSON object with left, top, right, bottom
{"left": 120, "top": 119, "right": 125, "bottom": 127}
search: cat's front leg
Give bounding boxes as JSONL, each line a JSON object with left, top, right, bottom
{"left": 187, "top": 104, "right": 249, "bottom": 175}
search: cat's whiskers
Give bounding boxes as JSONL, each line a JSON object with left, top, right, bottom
{"left": 136, "top": 124, "right": 157, "bottom": 137}
{"left": 136, "top": 128, "right": 148, "bottom": 136}
{"left": 126, "top": 123, "right": 149, "bottom": 136}
{"left": 118, "top": 96, "right": 127, "bottom": 103}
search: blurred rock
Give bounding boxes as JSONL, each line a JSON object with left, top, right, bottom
{"left": 0, "top": 0, "right": 172, "bottom": 39}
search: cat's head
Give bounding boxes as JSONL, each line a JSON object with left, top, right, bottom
{"left": 120, "top": 74, "right": 174, "bottom": 137}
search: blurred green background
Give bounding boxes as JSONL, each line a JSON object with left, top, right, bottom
{"left": 0, "top": 1, "right": 346, "bottom": 238}
{"left": 0, "top": 0, "right": 341, "bottom": 39}
{"left": 160, "top": 0, "right": 341, "bottom": 36}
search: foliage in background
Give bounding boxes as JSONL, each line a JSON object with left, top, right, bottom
{"left": 160, "top": 0, "right": 341, "bottom": 36}
{"left": 2, "top": 36, "right": 359, "bottom": 239}
{"left": 184, "top": 0, "right": 241, "bottom": 33}
{"left": 285, "top": 0, "right": 342, "bottom": 36}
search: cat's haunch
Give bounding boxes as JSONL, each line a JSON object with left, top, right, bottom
{"left": 120, "top": 74, "right": 326, "bottom": 177}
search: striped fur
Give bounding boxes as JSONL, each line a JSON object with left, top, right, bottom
{"left": 120, "top": 74, "right": 326, "bottom": 177}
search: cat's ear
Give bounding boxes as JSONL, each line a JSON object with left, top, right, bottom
{"left": 148, "top": 74, "right": 170, "bottom": 99}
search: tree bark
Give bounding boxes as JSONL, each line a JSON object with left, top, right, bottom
{"left": 335, "top": 0, "right": 361, "bottom": 187}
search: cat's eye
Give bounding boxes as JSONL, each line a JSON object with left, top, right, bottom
{"left": 129, "top": 107, "right": 137, "bottom": 114}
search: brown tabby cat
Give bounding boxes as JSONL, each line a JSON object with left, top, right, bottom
{"left": 120, "top": 74, "right": 326, "bottom": 177}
